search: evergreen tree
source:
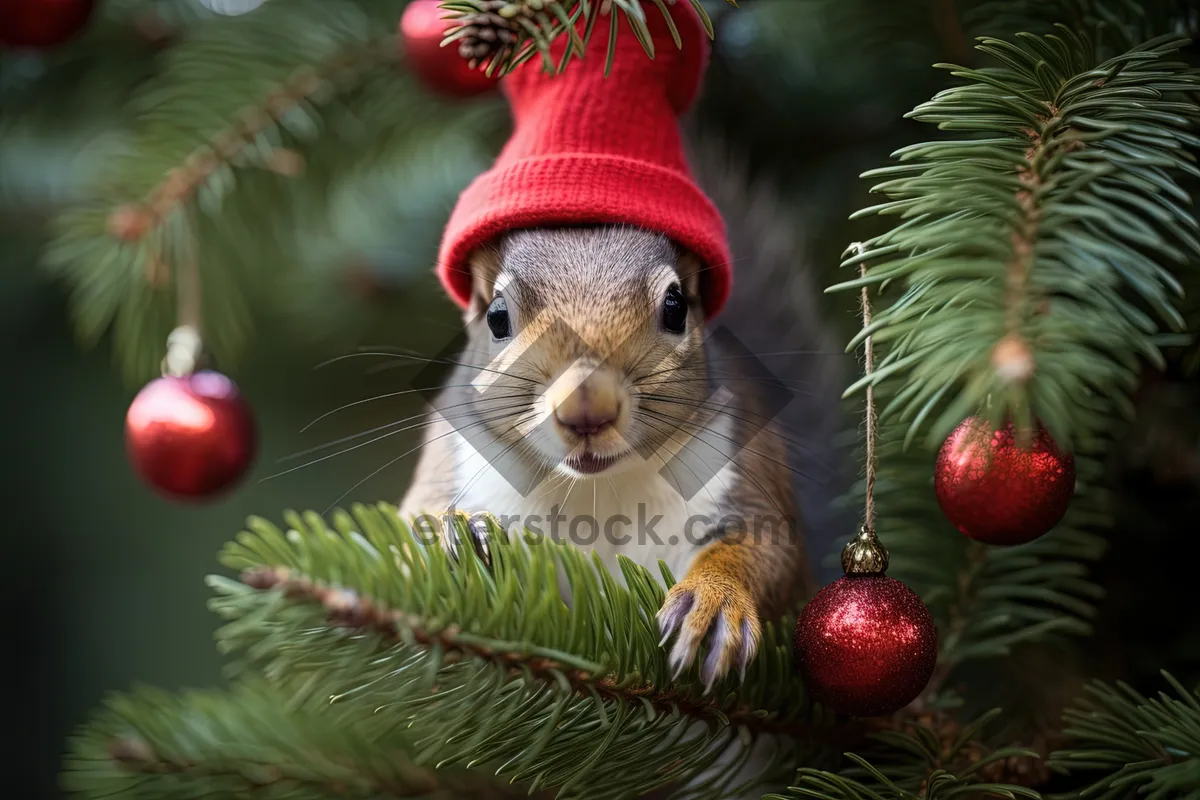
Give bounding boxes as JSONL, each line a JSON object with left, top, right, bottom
{"left": 3, "top": 0, "right": 1200, "bottom": 798}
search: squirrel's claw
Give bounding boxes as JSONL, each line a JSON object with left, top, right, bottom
{"left": 657, "top": 580, "right": 761, "bottom": 693}
{"left": 439, "top": 512, "right": 493, "bottom": 570}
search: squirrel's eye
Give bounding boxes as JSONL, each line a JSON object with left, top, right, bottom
{"left": 486, "top": 295, "right": 511, "bottom": 340}
{"left": 661, "top": 284, "right": 687, "bottom": 334}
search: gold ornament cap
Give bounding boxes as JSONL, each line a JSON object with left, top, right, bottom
{"left": 841, "top": 525, "right": 889, "bottom": 576}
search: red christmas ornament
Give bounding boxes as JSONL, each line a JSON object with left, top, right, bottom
{"left": 125, "top": 371, "right": 257, "bottom": 500}
{"left": 0, "top": 0, "right": 96, "bottom": 48}
{"left": 399, "top": 0, "right": 498, "bottom": 98}
{"left": 934, "top": 418, "right": 1075, "bottom": 546}
{"left": 794, "top": 529, "right": 938, "bottom": 716}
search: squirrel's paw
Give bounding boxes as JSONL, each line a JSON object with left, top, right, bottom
{"left": 657, "top": 578, "right": 761, "bottom": 692}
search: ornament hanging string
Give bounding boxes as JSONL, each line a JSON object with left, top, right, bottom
{"left": 860, "top": 262, "right": 877, "bottom": 534}
{"left": 162, "top": 211, "right": 204, "bottom": 378}
{"left": 841, "top": 251, "right": 888, "bottom": 576}
{"left": 177, "top": 210, "right": 202, "bottom": 331}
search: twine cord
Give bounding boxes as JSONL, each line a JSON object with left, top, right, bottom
{"left": 859, "top": 262, "right": 877, "bottom": 533}
{"left": 839, "top": 254, "right": 890, "bottom": 576}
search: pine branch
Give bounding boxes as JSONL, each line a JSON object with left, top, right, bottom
{"left": 962, "top": 0, "right": 1200, "bottom": 52}
{"left": 215, "top": 505, "right": 815, "bottom": 719}
{"left": 38, "top": 0, "right": 506, "bottom": 383}
{"left": 103, "top": 58, "right": 351, "bottom": 246}
{"left": 236, "top": 562, "right": 847, "bottom": 741}
{"left": 64, "top": 682, "right": 522, "bottom": 798}
{"left": 768, "top": 710, "right": 1044, "bottom": 800}
{"left": 68, "top": 504, "right": 908, "bottom": 800}
{"left": 438, "top": 0, "right": 734, "bottom": 78}
{"left": 835, "top": 30, "right": 1200, "bottom": 450}
{"left": 1048, "top": 672, "right": 1200, "bottom": 799}
{"left": 198, "top": 504, "right": 852, "bottom": 797}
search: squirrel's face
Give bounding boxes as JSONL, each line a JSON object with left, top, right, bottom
{"left": 461, "top": 226, "right": 713, "bottom": 478}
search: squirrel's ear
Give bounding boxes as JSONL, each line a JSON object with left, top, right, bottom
{"left": 466, "top": 246, "right": 503, "bottom": 320}
{"left": 673, "top": 250, "right": 704, "bottom": 305}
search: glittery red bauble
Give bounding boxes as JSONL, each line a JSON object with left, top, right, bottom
{"left": 125, "top": 372, "right": 257, "bottom": 500}
{"left": 399, "top": 0, "right": 498, "bottom": 98}
{"left": 0, "top": 0, "right": 96, "bottom": 48}
{"left": 794, "top": 575, "right": 937, "bottom": 716}
{"left": 934, "top": 418, "right": 1075, "bottom": 546}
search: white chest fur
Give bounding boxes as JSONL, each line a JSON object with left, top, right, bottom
{"left": 440, "top": 420, "right": 737, "bottom": 580}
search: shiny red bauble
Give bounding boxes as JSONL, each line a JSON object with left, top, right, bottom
{"left": 125, "top": 372, "right": 257, "bottom": 501}
{"left": 794, "top": 575, "right": 937, "bottom": 716}
{"left": 934, "top": 418, "right": 1075, "bottom": 546}
{"left": 0, "top": 0, "right": 96, "bottom": 48}
{"left": 399, "top": 0, "right": 498, "bottom": 97}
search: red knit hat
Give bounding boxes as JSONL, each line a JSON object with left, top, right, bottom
{"left": 437, "top": 1, "right": 731, "bottom": 319}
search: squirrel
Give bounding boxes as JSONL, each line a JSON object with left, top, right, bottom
{"left": 400, "top": 144, "right": 846, "bottom": 690}
{"left": 399, "top": 2, "right": 849, "bottom": 693}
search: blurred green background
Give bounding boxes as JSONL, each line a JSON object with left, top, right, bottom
{"left": 4, "top": 1, "right": 1200, "bottom": 797}
{"left": 2, "top": 215, "right": 464, "bottom": 796}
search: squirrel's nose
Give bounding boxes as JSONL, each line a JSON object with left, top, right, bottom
{"left": 556, "top": 405, "right": 617, "bottom": 437}
{"left": 549, "top": 367, "right": 622, "bottom": 438}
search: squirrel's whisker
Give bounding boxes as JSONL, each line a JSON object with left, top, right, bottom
{"left": 637, "top": 411, "right": 791, "bottom": 518}
{"left": 300, "top": 385, "right": 537, "bottom": 433}
{"left": 266, "top": 405, "right": 532, "bottom": 483}
{"left": 705, "top": 349, "right": 845, "bottom": 361}
{"left": 288, "top": 394, "right": 536, "bottom": 459}
{"left": 281, "top": 397, "right": 533, "bottom": 463}
{"left": 636, "top": 414, "right": 732, "bottom": 511}
{"left": 638, "top": 372, "right": 816, "bottom": 395}
{"left": 633, "top": 393, "right": 830, "bottom": 465}
{"left": 325, "top": 410, "right": 543, "bottom": 513}
{"left": 637, "top": 407, "right": 824, "bottom": 487}
{"left": 315, "top": 349, "right": 544, "bottom": 385}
